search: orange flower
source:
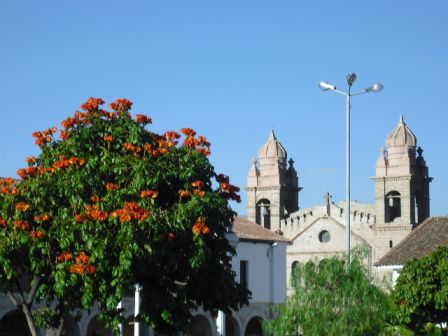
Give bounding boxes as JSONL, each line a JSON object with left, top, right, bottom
{"left": 179, "top": 190, "right": 191, "bottom": 198}
{"left": 34, "top": 214, "right": 51, "bottom": 223}
{"left": 85, "top": 204, "right": 108, "bottom": 221}
{"left": 75, "top": 214, "right": 86, "bottom": 223}
{"left": 13, "top": 220, "right": 30, "bottom": 230}
{"left": 136, "top": 114, "right": 152, "bottom": 125}
{"left": 86, "top": 265, "right": 96, "bottom": 274}
{"left": 60, "top": 130, "right": 70, "bottom": 140}
{"left": 141, "top": 189, "right": 158, "bottom": 199}
{"left": 31, "top": 230, "right": 44, "bottom": 239}
{"left": 106, "top": 183, "right": 120, "bottom": 190}
{"left": 0, "top": 178, "right": 15, "bottom": 186}
{"left": 191, "top": 180, "right": 204, "bottom": 189}
{"left": 81, "top": 97, "right": 105, "bottom": 112}
{"left": 201, "top": 225, "right": 211, "bottom": 235}
{"left": 165, "top": 131, "right": 180, "bottom": 140}
{"left": 103, "top": 135, "right": 114, "bottom": 142}
{"left": 192, "top": 217, "right": 211, "bottom": 236}
{"left": 16, "top": 202, "right": 31, "bottom": 212}
{"left": 57, "top": 251, "right": 73, "bottom": 262}
{"left": 76, "top": 251, "right": 90, "bottom": 264}
{"left": 26, "top": 156, "right": 36, "bottom": 165}
{"left": 109, "top": 98, "right": 133, "bottom": 111}
{"left": 192, "top": 223, "right": 202, "bottom": 236}
{"left": 194, "top": 190, "right": 206, "bottom": 198}
{"left": 111, "top": 202, "right": 149, "bottom": 223}
{"left": 90, "top": 195, "right": 103, "bottom": 203}
{"left": 0, "top": 217, "right": 7, "bottom": 227}
{"left": 180, "top": 128, "right": 197, "bottom": 137}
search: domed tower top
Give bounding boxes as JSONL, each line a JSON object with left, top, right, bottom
{"left": 373, "top": 115, "right": 431, "bottom": 226}
{"left": 386, "top": 115, "right": 417, "bottom": 147}
{"left": 258, "top": 130, "right": 287, "bottom": 160}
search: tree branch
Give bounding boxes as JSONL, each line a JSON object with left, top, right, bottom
{"left": 13, "top": 278, "right": 26, "bottom": 304}
{"left": 6, "top": 290, "right": 20, "bottom": 307}
{"left": 26, "top": 275, "right": 41, "bottom": 305}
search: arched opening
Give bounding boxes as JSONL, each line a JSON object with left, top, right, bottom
{"left": 64, "top": 314, "right": 81, "bottom": 336}
{"left": 385, "top": 191, "right": 401, "bottom": 223}
{"left": 186, "top": 314, "right": 212, "bottom": 336}
{"left": 122, "top": 315, "right": 151, "bottom": 336}
{"left": 0, "top": 310, "right": 31, "bottom": 336}
{"left": 256, "top": 199, "right": 271, "bottom": 229}
{"left": 415, "top": 190, "right": 425, "bottom": 224}
{"left": 245, "top": 316, "right": 264, "bottom": 336}
{"left": 291, "top": 261, "right": 300, "bottom": 286}
{"left": 225, "top": 315, "right": 240, "bottom": 336}
{"left": 86, "top": 315, "right": 112, "bottom": 336}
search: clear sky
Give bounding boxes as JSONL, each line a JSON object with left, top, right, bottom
{"left": 1, "top": 1, "right": 447, "bottom": 216}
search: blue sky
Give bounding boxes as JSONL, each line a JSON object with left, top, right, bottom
{"left": 1, "top": 1, "right": 447, "bottom": 216}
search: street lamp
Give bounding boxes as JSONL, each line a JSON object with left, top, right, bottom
{"left": 319, "top": 73, "right": 383, "bottom": 268}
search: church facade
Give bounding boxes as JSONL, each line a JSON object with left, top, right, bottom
{"left": 245, "top": 116, "right": 432, "bottom": 284}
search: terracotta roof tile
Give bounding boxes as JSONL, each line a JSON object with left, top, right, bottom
{"left": 375, "top": 216, "right": 448, "bottom": 267}
{"left": 232, "top": 216, "right": 291, "bottom": 243}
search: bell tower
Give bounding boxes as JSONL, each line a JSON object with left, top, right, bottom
{"left": 246, "top": 131, "right": 300, "bottom": 233}
{"left": 373, "top": 116, "right": 431, "bottom": 227}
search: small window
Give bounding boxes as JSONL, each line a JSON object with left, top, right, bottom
{"left": 318, "top": 230, "right": 331, "bottom": 243}
{"left": 240, "top": 260, "right": 248, "bottom": 288}
{"left": 389, "top": 240, "right": 393, "bottom": 248}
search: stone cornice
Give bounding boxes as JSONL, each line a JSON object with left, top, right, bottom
{"left": 371, "top": 176, "right": 412, "bottom": 182}
{"left": 372, "top": 225, "right": 412, "bottom": 232}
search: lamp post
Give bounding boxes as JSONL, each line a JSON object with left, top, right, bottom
{"left": 319, "top": 73, "right": 383, "bottom": 268}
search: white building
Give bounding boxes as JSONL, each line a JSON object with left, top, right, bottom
{"left": 0, "top": 217, "right": 289, "bottom": 336}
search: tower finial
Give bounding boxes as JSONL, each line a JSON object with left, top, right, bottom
{"left": 399, "top": 115, "right": 405, "bottom": 125}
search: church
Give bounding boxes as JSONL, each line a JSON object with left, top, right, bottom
{"left": 244, "top": 115, "right": 431, "bottom": 283}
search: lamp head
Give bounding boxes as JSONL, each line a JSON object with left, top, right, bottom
{"left": 346, "top": 73, "right": 357, "bottom": 87}
{"left": 319, "top": 81, "right": 336, "bottom": 91}
{"left": 368, "top": 83, "right": 384, "bottom": 93}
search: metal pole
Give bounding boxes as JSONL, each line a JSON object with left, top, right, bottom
{"left": 345, "top": 92, "right": 351, "bottom": 269}
{"left": 134, "top": 284, "right": 141, "bottom": 336}
{"left": 117, "top": 300, "right": 124, "bottom": 336}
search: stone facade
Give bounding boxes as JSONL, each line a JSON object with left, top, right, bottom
{"left": 245, "top": 116, "right": 432, "bottom": 284}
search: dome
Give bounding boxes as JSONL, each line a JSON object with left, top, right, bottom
{"left": 386, "top": 115, "right": 417, "bottom": 147}
{"left": 258, "top": 130, "right": 287, "bottom": 159}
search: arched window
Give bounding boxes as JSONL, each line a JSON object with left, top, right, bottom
{"left": 225, "top": 315, "right": 240, "bottom": 336}
{"left": 245, "top": 316, "right": 264, "bottom": 336}
{"left": 186, "top": 314, "right": 212, "bottom": 336}
{"left": 0, "top": 310, "right": 31, "bottom": 336}
{"left": 256, "top": 199, "right": 271, "bottom": 230}
{"left": 385, "top": 191, "right": 401, "bottom": 223}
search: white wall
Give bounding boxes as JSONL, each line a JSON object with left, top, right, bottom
{"left": 232, "top": 241, "right": 287, "bottom": 304}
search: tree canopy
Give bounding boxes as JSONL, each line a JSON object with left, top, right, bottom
{"left": 264, "top": 251, "right": 395, "bottom": 336}
{"left": 0, "top": 97, "right": 249, "bottom": 335}
{"left": 393, "top": 246, "right": 448, "bottom": 335}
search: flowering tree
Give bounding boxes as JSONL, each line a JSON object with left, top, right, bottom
{"left": 0, "top": 98, "right": 248, "bottom": 335}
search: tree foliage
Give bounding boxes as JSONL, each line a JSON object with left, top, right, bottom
{"left": 393, "top": 246, "right": 448, "bottom": 334}
{"left": 264, "top": 251, "right": 394, "bottom": 336}
{"left": 0, "top": 97, "right": 249, "bottom": 335}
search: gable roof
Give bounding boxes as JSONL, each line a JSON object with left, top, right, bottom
{"left": 375, "top": 216, "right": 448, "bottom": 267}
{"left": 232, "top": 216, "right": 291, "bottom": 244}
{"left": 290, "top": 215, "right": 370, "bottom": 246}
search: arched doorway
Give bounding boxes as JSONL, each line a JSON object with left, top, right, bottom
{"left": 245, "top": 316, "right": 263, "bottom": 336}
{"left": 225, "top": 315, "right": 240, "bottom": 336}
{"left": 186, "top": 314, "right": 212, "bottom": 336}
{"left": 0, "top": 310, "right": 31, "bottom": 336}
{"left": 86, "top": 315, "right": 112, "bottom": 336}
{"left": 64, "top": 314, "right": 81, "bottom": 336}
